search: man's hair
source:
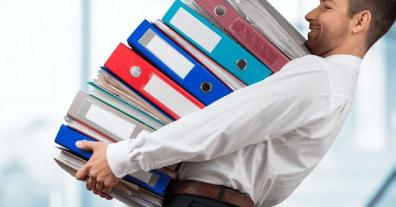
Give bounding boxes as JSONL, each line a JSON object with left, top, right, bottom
{"left": 349, "top": 0, "right": 396, "bottom": 48}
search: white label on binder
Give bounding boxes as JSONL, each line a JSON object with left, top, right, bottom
{"left": 170, "top": 7, "right": 221, "bottom": 53}
{"left": 85, "top": 105, "right": 135, "bottom": 139}
{"left": 144, "top": 75, "right": 200, "bottom": 117}
{"left": 145, "top": 31, "right": 194, "bottom": 79}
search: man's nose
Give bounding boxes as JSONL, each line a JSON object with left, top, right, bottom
{"left": 305, "top": 7, "right": 318, "bottom": 22}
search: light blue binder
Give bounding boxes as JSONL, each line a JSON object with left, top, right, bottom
{"left": 162, "top": 0, "right": 273, "bottom": 85}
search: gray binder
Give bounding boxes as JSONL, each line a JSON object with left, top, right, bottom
{"left": 67, "top": 91, "right": 154, "bottom": 142}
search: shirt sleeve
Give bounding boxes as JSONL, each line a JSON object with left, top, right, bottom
{"left": 107, "top": 57, "right": 331, "bottom": 178}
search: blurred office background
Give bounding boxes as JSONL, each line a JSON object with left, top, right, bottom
{"left": 0, "top": 0, "right": 395, "bottom": 206}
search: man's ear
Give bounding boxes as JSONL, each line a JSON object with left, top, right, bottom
{"left": 352, "top": 10, "right": 372, "bottom": 34}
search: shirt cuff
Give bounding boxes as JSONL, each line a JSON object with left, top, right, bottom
{"left": 106, "top": 140, "right": 136, "bottom": 178}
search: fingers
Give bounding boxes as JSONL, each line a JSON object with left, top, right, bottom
{"left": 81, "top": 176, "right": 114, "bottom": 200}
{"left": 86, "top": 177, "right": 96, "bottom": 192}
{"left": 76, "top": 140, "right": 97, "bottom": 151}
{"left": 104, "top": 194, "right": 113, "bottom": 200}
{"left": 103, "top": 180, "right": 113, "bottom": 195}
{"left": 99, "top": 192, "right": 113, "bottom": 200}
{"left": 88, "top": 177, "right": 113, "bottom": 200}
{"left": 75, "top": 165, "right": 89, "bottom": 181}
{"left": 96, "top": 182, "right": 104, "bottom": 193}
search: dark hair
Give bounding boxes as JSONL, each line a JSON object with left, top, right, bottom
{"left": 349, "top": 0, "right": 396, "bottom": 48}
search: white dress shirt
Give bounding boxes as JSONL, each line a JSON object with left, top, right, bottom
{"left": 107, "top": 54, "right": 361, "bottom": 206}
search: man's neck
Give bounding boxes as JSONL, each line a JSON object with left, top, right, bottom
{"left": 321, "top": 40, "right": 367, "bottom": 59}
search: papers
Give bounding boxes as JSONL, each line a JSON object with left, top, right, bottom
{"left": 53, "top": 0, "right": 310, "bottom": 206}
{"left": 94, "top": 70, "right": 174, "bottom": 125}
{"left": 54, "top": 148, "right": 163, "bottom": 207}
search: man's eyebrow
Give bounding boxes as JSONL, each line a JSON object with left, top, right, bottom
{"left": 322, "top": 0, "right": 337, "bottom": 6}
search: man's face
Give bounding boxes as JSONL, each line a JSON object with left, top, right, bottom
{"left": 305, "top": 0, "right": 353, "bottom": 56}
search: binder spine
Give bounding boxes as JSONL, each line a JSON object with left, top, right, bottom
{"left": 54, "top": 125, "right": 170, "bottom": 196}
{"left": 67, "top": 91, "right": 152, "bottom": 141}
{"left": 105, "top": 43, "right": 205, "bottom": 120}
{"left": 154, "top": 20, "right": 247, "bottom": 91}
{"left": 100, "top": 68, "right": 176, "bottom": 123}
{"left": 195, "top": 0, "right": 289, "bottom": 73}
{"left": 162, "top": 0, "right": 272, "bottom": 85}
{"left": 127, "top": 20, "right": 232, "bottom": 106}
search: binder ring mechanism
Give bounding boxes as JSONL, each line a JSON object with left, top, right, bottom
{"left": 236, "top": 59, "right": 248, "bottom": 70}
{"left": 214, "top": 5, "right": 227, "bottom": 16}
{"left": 200, "top": 82, "right": 212, "bottom": 93}
{"left": 130, "top": 66, "right": 142, "bottom": 78}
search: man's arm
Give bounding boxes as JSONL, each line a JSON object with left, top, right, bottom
{"left": 75, "top": 57, "right": 330, "bottom": 196}
{"left": 107, "top": 57, "right": 329, "bottom": 177}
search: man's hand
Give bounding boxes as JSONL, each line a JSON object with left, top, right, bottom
{"left": 75, "top": 141, "right": 120, "bottom": 200}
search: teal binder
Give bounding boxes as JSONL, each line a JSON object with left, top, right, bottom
{"left": 162, "top": 0, "right": 272, "bottom": 85}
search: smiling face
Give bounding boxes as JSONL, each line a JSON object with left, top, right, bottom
{"left": 305, "top": 0, "right": 353, "bottom": 57}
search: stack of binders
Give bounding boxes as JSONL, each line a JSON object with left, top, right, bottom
{"left": 53, "top": 0, "right": 310, "bottom": 206}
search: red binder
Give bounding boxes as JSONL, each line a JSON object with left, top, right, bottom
{"left": 195, "top": 0, "right": 289, "bottom": 72}
{"left": 104, "top": 43, "right": 205, "bottom": 120}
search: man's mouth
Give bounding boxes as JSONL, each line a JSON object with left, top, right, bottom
{"left": 309, "top": 25, "right": 321, "bottom": 32}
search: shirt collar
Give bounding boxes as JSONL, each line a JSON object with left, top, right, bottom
{"left": 325, "top": 54, "right": 362, "bottom": 70}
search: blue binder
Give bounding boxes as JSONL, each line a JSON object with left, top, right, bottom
{"left": 162, "top": 0, "right": 273, "bottom": 85}
{"left": 127, "top": 20, "right": 232, "bottom": 106}
{"left": 54, "top": 125, "right": 170, "bottom": 196}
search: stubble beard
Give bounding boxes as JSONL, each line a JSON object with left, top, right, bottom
{"left": 306, "top": 32, "right": 332, "bottom": 57}
{"left": 306, "top": 26, "right": 349, "bottom": 57}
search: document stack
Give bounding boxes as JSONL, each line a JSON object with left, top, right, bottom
{"left": 53, "top": 0, "right": 310, "bottom": 206}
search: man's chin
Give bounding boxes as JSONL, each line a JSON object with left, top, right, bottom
{"left": 305, "top": 40, "right": 317, "bottom": 55}
{"left": 305, "top": 39, "right": 327, "bottom": 56}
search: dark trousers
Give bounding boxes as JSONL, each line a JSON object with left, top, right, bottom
{"left": 164, "top": 194, "right": 237, "bottom": 207}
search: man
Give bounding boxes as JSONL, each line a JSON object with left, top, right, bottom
{"left": 75, "top": 0, "right": 396, "bottom": 206}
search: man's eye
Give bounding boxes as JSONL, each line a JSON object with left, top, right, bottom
{"left": 324, "top": 5, "right": 332, "bottom": 9}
